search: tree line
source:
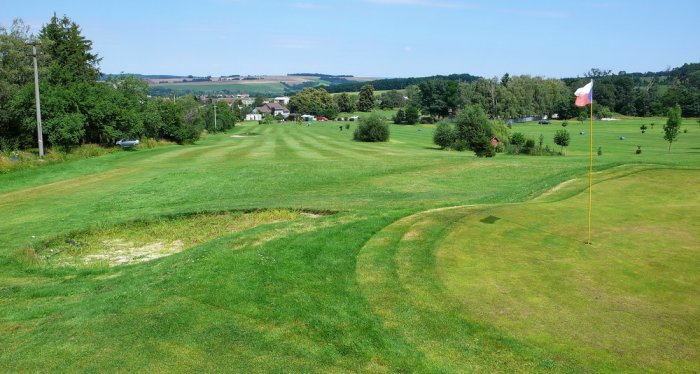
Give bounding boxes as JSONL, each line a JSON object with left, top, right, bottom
{"left": 327, "top": 67, "right": 700, "bottom": 120}
{"left": 0, "top": 16, "right": 242, "bottom": 152}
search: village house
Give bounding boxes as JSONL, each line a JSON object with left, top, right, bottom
{"left": 256, "top": 102, "right": 290, "bottom": 118}
{"left": 273, "top": 96, "right": 290, "bottom": 106}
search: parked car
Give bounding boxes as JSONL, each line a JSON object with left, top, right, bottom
{"left": 538, "top": 120, "right": 551, "bottom": 124}
{"left": 317, "top": 117, "right": 328, "bottom": 121}
{"left": 116, "top": 139, "right": 140, "bottom": 148}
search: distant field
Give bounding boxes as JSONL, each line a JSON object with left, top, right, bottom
{"left": 149, "top": 75, "right": 377, "bottom": 96}
{"left": 1, "top": 116, "right": 698, "bottom": 372}
{"left": 151, "top": 82, "right": 288, "bottom": 95}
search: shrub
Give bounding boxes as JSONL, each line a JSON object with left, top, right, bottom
{"left": 353, "top": 114, "right": 389, "bottom": 142}
{"left": 433, "top": 122, "right": 456, "bottom": 149}
{"left": 636, "top": 145, "right": 642, "bottom": 154}
{"left": 455, "top": 106, "right": 496, "bottom": 158}
{"left": 419, "top": 116, "right": 435, "bottom": 124}
{"left": 509, "top": 132, "right": 526, "bottom": 154}
{"left": 71, "top": 144, "right": 110, "bottom": 158}
{"left": 393, "top": 109, "right": 406, "bottom": 124}
{"left": 452, "top": 138, "right": 469, "bottom": 151}
{"left": 0, "top": 137, "right": 19, "bottom": 153}
{"left": 44, "top": 113, "right": 86, "bottom": 151}
{"left": 404, "top": 105, "right": 420, "bottom": 124}
{"left": 553, "top": 129, "right": 570, "bottom": 155}
{"left": 562, "top": 121, "right": 568, "bottom": 127}
{"left": 597, "top": 146, "right": 603, "bottom": 156}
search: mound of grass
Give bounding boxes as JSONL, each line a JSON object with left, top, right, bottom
{"left": 358, "top": 168, "right": 700, "bottom": 372}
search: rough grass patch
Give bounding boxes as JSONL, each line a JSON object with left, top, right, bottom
{"left": 29, "top": 209, "right": 334, "bottom": 267}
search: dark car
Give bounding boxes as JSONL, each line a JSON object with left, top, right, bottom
{"left": 538, "top": 120, "right": 551, "bottom": 125}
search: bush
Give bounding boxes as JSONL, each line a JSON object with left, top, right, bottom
{"left": 404, "top": 105, "right": 420, "bottom": 124}
{"left": 44, "top": 113, "right": 86, "bottom": 151}
{"left": 353, "top": 114, "right": 389, "bottom": 142}
{"left": 259, "top": 115, "right": 275, "bottom": 125}
{"left": 433, "top": 122, "right": 456, "bottom": 149}
{"left": 553, "top": 129, "right": 570, "bottom": 155}
{"left": 455, "top": 106, "right": 495, "bottom": 158}
{"left": 71, "top": 144, "right": 111, "bottom": 158}
{"left": 419, "top": 116, "right": 435, "bottom": 124}
{"left": 509, "top": 132, "right": 526, "bottom": 154}
{"left": 393, "top": 109, "right": 406, "bottom": 124}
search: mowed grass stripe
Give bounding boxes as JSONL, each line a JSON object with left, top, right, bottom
{"left": 295, "top": 129, "right": 390, "bottom": 160}
{"left": 277, "top": 133, "right": 327, "bottom": 160}
{"left": 283, "top": 130, "right": 355, "bottom": 160}
{"left": 357, "top": 207, "right": 576, "bottom": 372}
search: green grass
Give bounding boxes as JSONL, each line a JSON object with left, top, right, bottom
{"left": 0, "top": 116, "right": 698, "bottom": 372}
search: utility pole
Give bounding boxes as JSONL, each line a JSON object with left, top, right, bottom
{"left": 214, "top": 101, "right": 217, "bottom": 130}
{"left": 28, "top": 42, "right": 44, "bottom": 157}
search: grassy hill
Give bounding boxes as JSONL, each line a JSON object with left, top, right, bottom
{"left": 1, "top": 117, "right": 698, "bottom": 371}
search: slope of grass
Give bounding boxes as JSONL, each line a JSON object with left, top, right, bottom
{"left": 0, "top": 116, "right": 698, "bottom": 371}
{"left": 357, "top": 167, "right": 699, "bottom": 372}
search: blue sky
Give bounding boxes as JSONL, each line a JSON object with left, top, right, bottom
{"left": 2, "top": 0, "right": 699, "bottom": 78}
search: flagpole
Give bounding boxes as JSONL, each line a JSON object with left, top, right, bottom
{"left": 587, "top": 90, "right": 593, "bottom": 244}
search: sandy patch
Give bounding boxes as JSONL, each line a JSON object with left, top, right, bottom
{"left": 82, "top": 239, "right": 185, "bottom": 266}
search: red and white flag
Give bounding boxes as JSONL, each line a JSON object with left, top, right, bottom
{"left": 574, "top": 80, "right": 594, "bottom": 107}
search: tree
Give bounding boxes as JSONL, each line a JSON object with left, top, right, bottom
{"left": 419, "top": 79, "right": 462, "bottom": 118}
{"left": 39, "top": 14, "right": 101, "bottom": 85}
{"left": 289, "top": 87, "right": 338, "bottom": 118}
{"left": 553, "top": 129, "right": 570, "bottom": 155}
{"left": 393, "top": 109, "right": 405, "bottom": 124}
{"left": 454, "top": 105, "right": 495, "bottom": 157}
{"left": 43, "top": 113, "right": 85, "bottom": 150}
{"left": 253, "top": 96, "right": 264, "bottom": 107}
{"left": 663, "top": 104, "right": 682, "bottom": 152}
{"left": 0, "top": 19, "right": 36, "bottom": 148}
{"left": 577, "top": 110, "right": 587, "bottom": 123}
{"left": 334, "top": 92, "right": 355, "bottom": 113}
{"left": 433, "top": 121, "right": 456, "bottom": 149}
{"left": 404, "top": 105, "right": 420, "bottom": 124}
{"left": 379, "top": 90, "right": 406, "bottom": 109}
{"left": 357, "top": 84, "right": 375, "bottom": 112}
{"left": 353, "top": 114, "right": 389, "bottom": 142}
